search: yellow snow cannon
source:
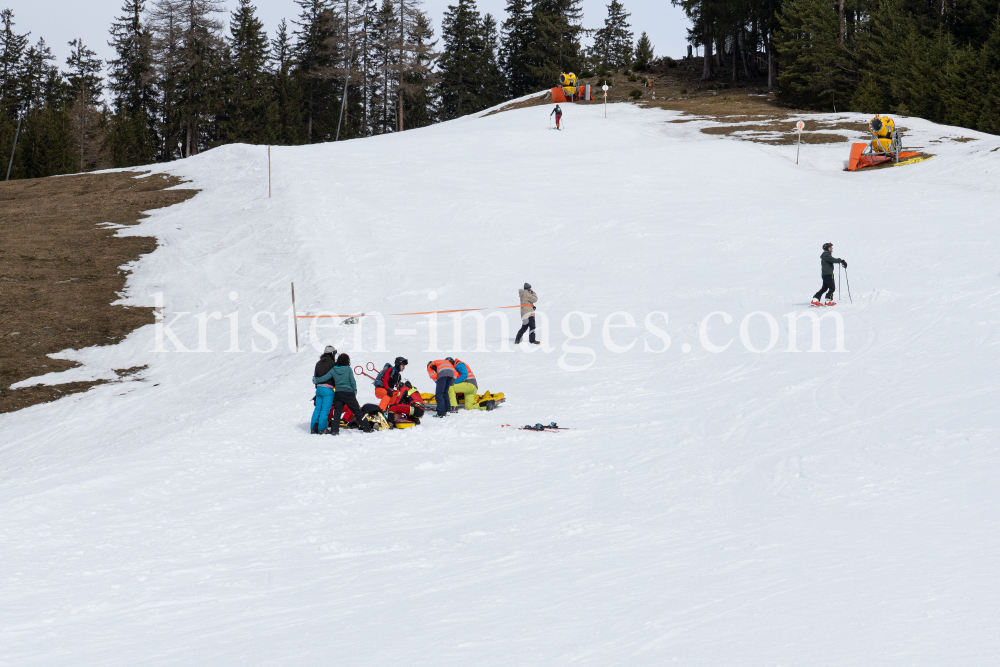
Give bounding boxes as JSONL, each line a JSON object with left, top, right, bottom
{"left": 847, "top": 114, "right": 914, "bottom": 171}
{"left": 869, "top": 115, "right": 896, "bottom": 153}
{"left": 559, "top": 72, "right": 578, "bottom": 96}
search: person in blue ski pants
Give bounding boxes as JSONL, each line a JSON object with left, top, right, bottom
{"left": 310, "top": 346, "right": 338, "bottom": 433}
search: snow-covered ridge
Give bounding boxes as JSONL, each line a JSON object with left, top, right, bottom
{"left": 2, "top": 102, "right": 1000, "bottom": 665}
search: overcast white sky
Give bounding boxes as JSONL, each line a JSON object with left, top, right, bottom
{"left": 6, "top": 0, "right": 692, "bottom": 90}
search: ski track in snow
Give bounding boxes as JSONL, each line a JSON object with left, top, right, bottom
{"left": 2, "top": 103, "right": 1000, "bottom": 665}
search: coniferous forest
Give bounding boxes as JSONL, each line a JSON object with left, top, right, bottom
{"left": 3, "top": 0, "right": 1000, "bottom": 180}
{"left": 676, "top": 0, "right": 1000, "bottom": 132}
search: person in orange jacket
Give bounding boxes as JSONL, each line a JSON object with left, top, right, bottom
{"left": 426, "top": 359, "right": 457, "bottom": 418}
{"left": 374, "top": 356, "right": 408, "bottom": 409}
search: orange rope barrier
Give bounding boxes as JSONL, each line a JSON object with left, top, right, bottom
{"left": 296, "top": 304, "right": 528, "bottom": 319}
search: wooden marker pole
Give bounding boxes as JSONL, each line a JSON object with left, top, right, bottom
{"left": 796, "top": 120, "right": 805, "bottom": 164}
{"left": 291, "top": 282, "right": 299, "bottom": 352}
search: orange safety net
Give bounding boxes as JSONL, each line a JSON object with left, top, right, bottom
{"left": 551, "top": 87, "right": 567, "bottom": 103}
{"left": 847, "top": 143, "right": 919, "bottom": 171}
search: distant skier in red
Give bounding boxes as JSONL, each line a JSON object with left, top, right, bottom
{"left": 550, "top": 104, "right": 562, "bottom": 130}
{"left": 812, "top": 242, "right": 847, "bottom": 306}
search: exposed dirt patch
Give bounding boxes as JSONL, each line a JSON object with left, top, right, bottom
{"left": 699, "top": 125, "right": 850, "bottom": 145}
{"left": 483, "top": 92, "right": 553, "bottom": 117}
{"left": 0, "top": 171, "right": 197, "bottom": 414}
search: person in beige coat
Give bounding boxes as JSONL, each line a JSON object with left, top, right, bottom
{"left": 515, "top": 283, "right": 539, "bottom": 344}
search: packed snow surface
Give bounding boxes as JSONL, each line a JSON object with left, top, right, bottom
{"left": 3, "top": 102, "right": 1000, "bottom": 665}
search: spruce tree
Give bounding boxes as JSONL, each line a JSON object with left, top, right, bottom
{"left": 634, "top": 31, "right": 653, "bottom": 71}
{"left": 64, "top": 39, "right": 106, "bottom": 171}
{"left": 292, "top": 0, "right": 340, "bottom": 142}
{"left": 149, "top": 0, "right": 184, "bottom": 158}
{"left": 400, "top": 10, "right": 437, "bottom": 128}
{"left": 18, "top": 47, "right": 76, "bottom": 179}
{"left": 479, "top": 13, "right": 506, "bottom": 106}
{"left": 438, "top": 0, "right": 485, "bottom": 120}
{"left": 370, "top": 0, "right": 399, "bottom": 133}
{"left": 525, "top": 0, "right": 584, "bottom": 90}
{"left": 394, "top": 0, "right": 438, "bottom": 131}
{"left": 977, "top": 18, "right": 1000, "bottom": 134}
{"left": 1, "top": 9, "right": 29, "bottom": 114}
{"left": 593, "top": 0, "right": 633, "bottom": 71}
{"left": 500, "top": 0, "right": 533, "bottom": 97}
{"left": 271, "top": 19, "right": 305, "bottom": 144}
{"left": 775, "top": 0, "right": 853, "bottom": 111}
{"left": 225, "top": 0, "right": 278, "bottom": 144}
{"left": 150, "top": 0, "right": 226, "bottom": 156}
{"left": 106, "top": 0, "right": 158, "bottom": 167}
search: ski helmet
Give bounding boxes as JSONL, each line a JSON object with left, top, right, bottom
{"left": 445, "top": 357, "right": 456, "bottom": 364}
{"left": 395, "top": 356, "right": 408, "bottom": 367}
{"left": 822, "top": 242, "right": 833, "bottom": 251}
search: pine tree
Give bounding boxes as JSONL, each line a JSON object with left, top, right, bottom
{"left": 500, "top": 0, "right": 533, "bottom": 97}
{"left": 438, "top": 0, "right": 485, "bottom": 120}
{"left": 292, "top": 0, "right": 339, "bottom": 142}
{"left": 400, "top": 9, "right": 437, "bottom": 128}
{"left": 593, "top": 0, "right": 633, "bottom": 70}
{"left": 151, "top": 0, "right": 226, "bottom": 156}
{"left": 774, "top": 0, "right": 853, "bottom": 111}
{"left": 394, "top": 0, "right": 438, "bottom": 131}
{"left": 18, "top": 50, "right": 76, "bottom": 179}
{"left": 224, "top": 0, "right": 278, "bottom": 144}
{"left": 634, "top": 31, "right": 653, "bottom": 71}
{"left": 524, "top": 0, "right": 584, "bottom": 90}
{"left": 1, "top": 9, "right": 29, "bottom": 114}
{"left": 370, "top": 0, "right": 399, "bottom": 133}
{"left": 976, "top": 17, "right": 1000, "bottom": 133}
{"left": 106, "top": 0, "right": 159, "bottom": 167}
{"left": 271, "top": 19, "right": 305, "bottom": 144}
{"left": 64, "top": 39, "right": 106, "bottom": 171}
{"left": 149, "top": 0, "right": 185, "bottom": 158}
{"left": 479, "top": 13, "right": 506, "bottom": 107}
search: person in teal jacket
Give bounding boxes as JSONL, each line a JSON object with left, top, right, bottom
{"left": 329, "top": 353, "right": 363, "bottom": 435}
{"left": 311, "top": 346, "right": 338, "bottom": 433}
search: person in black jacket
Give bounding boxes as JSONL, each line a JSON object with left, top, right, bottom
{"left": 329, "top": 353, "right": 364, "bottom": 435}
{"left": 550, "top": 105, "right": 562, "bottom": 129}
{"left": 310, "top": 346, "right": 337, "bottom": 434}
{"left": 812, "top": 242, "right": 847, "bottom": 306}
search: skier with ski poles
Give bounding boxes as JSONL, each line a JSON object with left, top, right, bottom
{"left": 550, "top": 105, "right": 562, "bottom": 130}
{"left": 812, "top": 242, "right": 847, "bottom": 307}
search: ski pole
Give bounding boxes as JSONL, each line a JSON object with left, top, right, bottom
{"left": 838, "top": 263, "right": 841, "bottom": 302}
{"left": 845, "top": 268, "right": 853, "bottom": 303}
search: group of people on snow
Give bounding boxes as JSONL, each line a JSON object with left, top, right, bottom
{"left": 308, "top": 283, "right": 540, "bottom": 435}
{"left": 309, "top": 351, "right": 427, "bottom": 435}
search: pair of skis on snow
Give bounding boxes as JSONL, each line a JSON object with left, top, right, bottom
{"left": 502, "top": 422, "right": 572, "bottom": 431}
{"left": 810, "top": 300, "right": 838, "bottom": 307}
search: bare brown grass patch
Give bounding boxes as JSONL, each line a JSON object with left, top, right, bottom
{"left": 0, "top": 171, "right": 197, "bottom": 413}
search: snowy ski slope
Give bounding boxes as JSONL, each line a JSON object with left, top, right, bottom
{"left": 2, "top": 101, "right": 1000, "bottom": 665}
